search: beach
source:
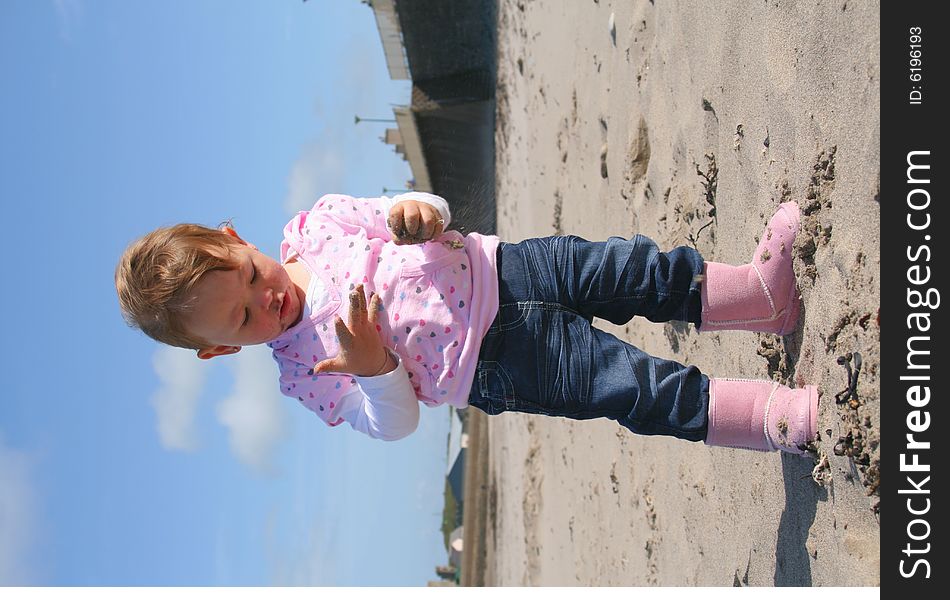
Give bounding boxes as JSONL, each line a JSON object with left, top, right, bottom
{"left": 463, "top": 0, "right": 880, "bottom": 586}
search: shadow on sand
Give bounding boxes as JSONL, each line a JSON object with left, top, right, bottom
{"left": 773, "top": 453, "right": 827, "bottom": 586}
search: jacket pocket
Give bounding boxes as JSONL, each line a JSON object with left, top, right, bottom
{"left": 387, "top": 241, "right": 472, "bottom": 401}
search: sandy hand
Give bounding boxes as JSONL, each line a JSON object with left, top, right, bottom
{"left": 388, "top": 200, "right": 445, "bottom": 245}
{"left": 311, "top": 284, "right": 395, "bottom": 377}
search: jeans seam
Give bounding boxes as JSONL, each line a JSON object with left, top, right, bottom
{"left": 582, "top": 290, "right": 695, "bottom": 323}
{"left": 510, "top": 400, "right": 596, "bottom": 419}
{"left": 490, "top": 301, "right": 583, "bottom": 333}
{"left": 621, "top": 414, "right": 708, "bottom": 436}
{"left": 583, "top": 289, "right": 692, "bottom": 304}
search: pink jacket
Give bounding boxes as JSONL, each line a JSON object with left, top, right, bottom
{"left": 266, "top": 193, "right": 499, "bottom": 436}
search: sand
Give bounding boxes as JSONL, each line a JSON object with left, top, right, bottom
{"left": 465, "top": 0, "right": 880, "bottom": 587}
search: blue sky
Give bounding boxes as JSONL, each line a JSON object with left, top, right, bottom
{"left": 1, "top": 0, "right": 453, "bottom": 586}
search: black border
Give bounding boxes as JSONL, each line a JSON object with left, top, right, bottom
{"left": 882, "top": 2, "right": 947, "bottom": 594}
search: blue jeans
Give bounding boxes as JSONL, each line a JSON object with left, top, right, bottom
{"left": 469, "top": 235, "right": 710, "bottom": 441}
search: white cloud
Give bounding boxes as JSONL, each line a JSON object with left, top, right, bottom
{"left": 150, "top": 346, "right": 210, "bottom": 451}
{"left": 150, "top": 343, "right": 289, "bottom": 473}
{"left": 215, "top": 345, "right": 289, "bottom": 475}
{"left": 52, "top": 0, "right": 83, "bottom": 42}
{"left": 283, "top": 142, "right": 346, "bottom": 215}
{"left": 0, "top": 434, "right": 39, "bottom": 585}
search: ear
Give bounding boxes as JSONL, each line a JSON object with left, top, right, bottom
{"left": 196, "top": 345, "right": 242, "bottom": 360}
{"left": 220, "top": 225, "right": 257, "bottom": 251}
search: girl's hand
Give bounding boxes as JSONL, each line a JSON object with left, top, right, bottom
{"left": 311, "top": 284, "right": 396, "bottom": 377}
{"left": 388, "top": 200, "right": 445, "bottom": 245}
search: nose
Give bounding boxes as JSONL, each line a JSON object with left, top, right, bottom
{"left": 259, "top": 287, "right": 275, "bottom": 312}
{"left": 266, "top": 288, "right": 285, "bottom": 314}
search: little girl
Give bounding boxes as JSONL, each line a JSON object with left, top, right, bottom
{"left": 116, "top": 192, "right": 818, "bottom": 455}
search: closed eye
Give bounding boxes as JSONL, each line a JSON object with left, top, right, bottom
{"left": 242, "top": 261, "right": 256, "bottom": 328}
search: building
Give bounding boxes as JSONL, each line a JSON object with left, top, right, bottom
{"left": 367, "top": 0, "right": 498, "bottom": 235}
{"left": 446, "top": 406, "right": 467, "bottom": 522}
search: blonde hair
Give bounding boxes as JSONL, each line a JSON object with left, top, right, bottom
{"left": 115, "top": 223, "right": 244, "bottom": 349}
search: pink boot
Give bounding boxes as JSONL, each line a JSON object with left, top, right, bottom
{"left": 705, "top": 378, "right": 819, "bottom": 455}
{"left": 699, "top": 201, "right": 802, "bottom": 335}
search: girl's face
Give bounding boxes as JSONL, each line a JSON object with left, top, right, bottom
{"left": 183, "top": 240, "right": 304, "bottom": 358}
